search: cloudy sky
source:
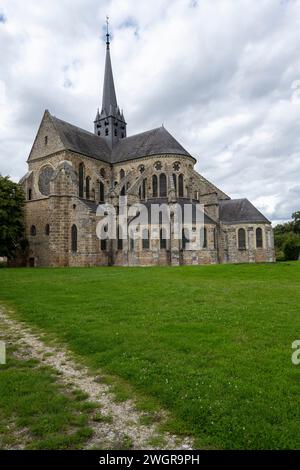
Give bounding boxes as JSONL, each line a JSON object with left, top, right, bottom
{"left": 1, "top": 0, "right": 300, "bottom": 224}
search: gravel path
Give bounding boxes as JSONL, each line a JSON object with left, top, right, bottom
{"left": 0, "top": 307, "right": 194, "bottom": 450}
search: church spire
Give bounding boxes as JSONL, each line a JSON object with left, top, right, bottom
{"left": 101, "top": 17, "right": 117, "bottom": 115}
{"left": 94, "top": 18, "right": 127, "bottom": 148}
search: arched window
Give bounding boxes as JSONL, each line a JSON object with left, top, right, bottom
{"left": 213, "top": 228, "right": 217, "bottom": 249}
{"left": 152, "top": 175, "right": 158, "bottom": 197}
{"left": 100, "top": 239, "right": 107, "bottom": 251}
{"left": 86, "top": 176, "right": 90, "bottom": 199}
{"left": 172, "top": 174, "right": 177, "bottom": 193}
{"left": 30, "top": 225, "right": 36, "bottom": 236}
{"left": 182, "top": 228, "right": 188, "bottom": 250}
{"left": 142, "top": 228, "right": 150, "bottom": 249}
{"left": 238, "top": 228, "right": 246, "bottom": 249}
{"left": 99, "top": 181, "right": 105, "bottom": 202}
{"left": 117, "top": 225, "right": 123, "bottom": 250}
{"left": 130, "top": 237, "right": 134, "bottom": 251}
{"left": 71, "top": 225, "right": 77, "bottom": 253}
{"left": 120, "top": 185, "right": 125, "bottom": 196}
{"left": 201, "top": 227, "right": 207, "bottom": 248}
{"left": 178, "top": 174, "right": 184, "bottom": 197}
{"left": 256, "top": 227, "right": 263, "bottom": 248}
{"left": 45, "top": 224, "right": 50, "bottom": 236}
{"left": 120, "top": 169, "right": 125, "bottom": 180}
{"left": 140, "top": 178, "right": 147, "bottom": 200}
{"left": 105, "top": 128, "right": 109, "bottom": 136}
{"left": 160, "top": 227, "right": 167, "bottom": 249}
{"left": 159, "top": 173, "right": 167, "bottom": 197}
{"left": 28, "top": 188, "right": 32, "bottom": 200}
{"left": 78, "top": 163, "right": 84, "bottom": 198}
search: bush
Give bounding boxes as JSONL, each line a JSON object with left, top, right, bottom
{"left": 283, "top": 233, "right": 300, "bottom": 261}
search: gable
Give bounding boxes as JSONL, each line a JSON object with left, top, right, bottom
{"left": 27, "top": 110, "right": 65, "bottom": 162}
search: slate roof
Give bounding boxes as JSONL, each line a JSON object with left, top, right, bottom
{"left": 101, "top": 46, "right": 118, "bottom": 115}
{"left": 50, "top": 114, "right": 192, "bottom": 164}
{"left": 111, "top": 126, "right": 193, "bottom": 163}
{"left": 219, "top": 198, "right": 270, "bottom": 224}
{"left": 51, "top": 115, "right": 111, "bottom": 163}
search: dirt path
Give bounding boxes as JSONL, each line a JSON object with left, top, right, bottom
{"left": 0, "top": 307, "right": 193, "bottom": 450}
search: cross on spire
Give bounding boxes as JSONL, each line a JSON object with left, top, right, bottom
{"left": 106, "top": 16, "right": 110, "bottom": 49}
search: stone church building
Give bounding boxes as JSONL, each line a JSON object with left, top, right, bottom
{"left": 20, "top": 29, "right": 274, "bottom": 267}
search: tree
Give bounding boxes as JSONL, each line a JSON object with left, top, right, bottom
{"left": 283, "top": 232, "right": 300, "bottom": 261}
{"left": 0, "top": 175, "right": 26, "bottom": 259}
{"left": 292, "top": 211, "right": 300, "bottom": 234}
{"left": 274, "top": 211, "right": 300, "bottom": 261}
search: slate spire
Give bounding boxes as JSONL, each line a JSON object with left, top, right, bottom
{"left": 94, "top": 18, "right": 127, "bottom": 148}
{"left": 101, "top": 18, "right": 117, "bottom": 115}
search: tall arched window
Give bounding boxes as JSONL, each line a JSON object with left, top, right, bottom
{"left": 159, "top": 173, "right": 167, "bottom": 197}
{"left": 201, "top": 227, "right": 207, "bottom": 248}
{"left": 140, "top": 178, "right": 147, "bottom": 200}
{"left": 120, "top": 185, "right": 125, "bottom": 196}
{"left": 182, "top": 228, "right": 188, "bottom": 250}
{"left": 256, "top": 227, "right": 263, "bottom": 248}
{"left": 178, "top": 174, "right": 184, "bottom": 197}
{"left": 213, "top": 228, "right": 217, "bottom": 249}
{"left": 86, "top": 176, "right": 90, "bottom": 199}
{"left": 142, "top": 228, "right": 150, "bottom": 249}
{"left": 130, "top": 237, "right": 134, "bottom": 251}
{"left": 238, "top": 228, "right": 246, "bottom": 249}
{"left": 99, "top": 181, "right": 105, "bottom": 202}
{"left": 45, "top": 224, "right": 50, "bottom": 236}
{"left": 117, "top": 225, "right": 123, "bottom": 250}
{"left": 160, "top": 227, "right": 167, "bottom": 249}
{"left": 152, "top": 175, "right": 158, "bottom": 197}
{"left": 172, "top": 174, "right": 177, "bottom": 193}
{"left": 28, "top": 188, "right": 32, "bottom": 200}
{"left": 120, "top": 169, "right": 125, "bottom": 180}
{"left": 30, "top": 225, "right": 36, "bottom": 236}
{"left": 78, "top": 163, "right": 84, "bottom": 198}
{"left": 71, "top": 224, "right": 77, "bottom": 253}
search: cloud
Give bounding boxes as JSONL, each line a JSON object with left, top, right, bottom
{"left": 0, "top": 0, "right": 300, "bottom": 224}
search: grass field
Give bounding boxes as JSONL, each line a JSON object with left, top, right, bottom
{"left": 0, "top": 353, "right": 94, "bottom": 449}
{"left": 0, "top": 262, "right": 300, "bottom": 449}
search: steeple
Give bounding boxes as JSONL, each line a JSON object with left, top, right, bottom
{"left": 94, "top": 18, "right": 127, "bottom": 148}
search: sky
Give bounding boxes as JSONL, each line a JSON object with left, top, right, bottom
{"left": 1, "top": 0, "right": 300, "bottom": 225}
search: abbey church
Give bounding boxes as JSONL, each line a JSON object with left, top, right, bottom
{"left": 19, "top": 28, "right": 274, "bottom": 267}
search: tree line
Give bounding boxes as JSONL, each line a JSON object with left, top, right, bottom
{"left": 274, "top": 212, "right": 300, "bottom": 261}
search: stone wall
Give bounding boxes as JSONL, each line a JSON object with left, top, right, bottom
{"left": 20, "top": 143, "right": 275, "bottom": 267}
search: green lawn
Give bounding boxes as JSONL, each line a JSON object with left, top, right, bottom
{"left": 0, "top": 352, "right": 93, "bottom": 449}
{"left": 0, "top": 262, "right": 300, "bottom": 449}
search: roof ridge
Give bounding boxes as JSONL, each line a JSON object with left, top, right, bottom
{"left": 51, "top": 114, "right": 103, "bottom": 139}
{"left": 120, "top": 126, "right": 163, "bottom": 141}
